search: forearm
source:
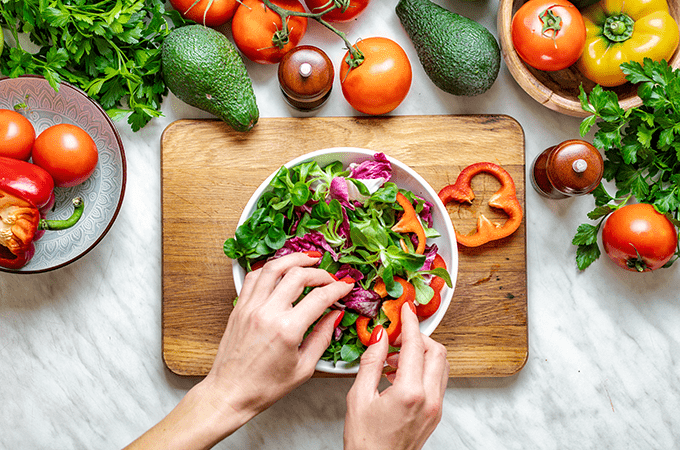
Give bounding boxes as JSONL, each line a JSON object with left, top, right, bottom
{"left": 124, "top": 378, "right": 253, "bottom": 450}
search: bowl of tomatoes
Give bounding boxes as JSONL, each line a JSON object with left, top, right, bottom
{"left": 498, "top": 0, "right": 680, "bottom": 117}
{"left": 0, "top": 75, "right": 126, "bottom": 273}
{"left": 227, "top": 148, "right": 458, "bottom": 374}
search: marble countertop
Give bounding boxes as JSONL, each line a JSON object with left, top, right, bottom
{"left": 2, "top": 1, "right": 679, "bottom": 448}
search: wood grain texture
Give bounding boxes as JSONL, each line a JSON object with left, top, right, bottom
{"left": 161, "top": 115, "right": 528, "bottom": 377}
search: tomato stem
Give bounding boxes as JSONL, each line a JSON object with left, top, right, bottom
{"left": 539, "top": 7, "right": 562, "bottom": 40}
{"left": 261, "top": 0, "right": 364, "bottom": 62}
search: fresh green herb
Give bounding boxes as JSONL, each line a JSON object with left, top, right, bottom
{"left": 0, "top": 0, "right": 190, "bottom": 131}
{"left": 574, "top": 58, "right": 680, "bottom": 270}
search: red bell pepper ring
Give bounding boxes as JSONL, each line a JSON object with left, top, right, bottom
{"left": 356, "top": 315, "right": 372, "bottom": 346}
{"left": 392, "top": 192, "right": 426, "bottom": 254}
{"left": 438, "top": 162, "right": 523, "bottom": 247}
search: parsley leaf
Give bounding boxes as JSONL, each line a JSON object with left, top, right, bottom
{"left": 575, "top": 58, "right": 680, "bottom": 270}
{"left": 0, "top": 0, "right": 191, "bottom": 131}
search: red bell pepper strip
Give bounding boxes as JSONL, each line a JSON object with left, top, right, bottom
{"left": 416, "top": 253, "right": 447, "bottom": 319}
{"left": 0, "top": 156, "right": 55, "bottom": 213}
{"left": 356, "top": 276, "right": 417, "bottom": 346}
{"left": 438, "top": 162, "right": 523, "bottom": 247}
{"left": 356, "top": 315, "right": 372, "bottom": 346}
{"left": 1, "top": 185, "right": 84, "bottom": 269}
{"left": 392, "top": 192, "right": 426, "bottom": 254}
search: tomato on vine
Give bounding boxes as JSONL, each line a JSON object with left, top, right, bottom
{"left": 232, "top": 0, "right": 308, "bottom": 64}
{"left": 0, "top": 109, "right": 35, "bottom": 161}
{"left": 304, "top": 0, "right": 370, "bottom": 22}
{"left": 340, "top": 37, "right": 412, "bottom": 115}
{"left": 511, "top": 0, "right": 586, "bottom": 71}
{"left": 169, "top": 0, "right": 238, "bottom": 27}
{"left": 601, "top": 203, "right": 678, "bottom": 272}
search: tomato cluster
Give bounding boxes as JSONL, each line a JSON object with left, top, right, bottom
{"left": 168, "top": 0, "right": 412, "bottom": 115}
{"left": 0, "top": 109, "right": 98, "bottom": 188}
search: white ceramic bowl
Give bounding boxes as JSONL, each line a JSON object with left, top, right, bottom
{"left": 232, "top": 148, "right": 458, "bottom": 374}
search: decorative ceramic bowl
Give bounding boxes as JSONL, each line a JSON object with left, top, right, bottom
{"left": 232, "top": 148, "right": 458, "bottom": 374}
{"left": 497, "top": 0, "right": 680, "bottom": 116}
{"left": 0, "top": 75, "right": 126, "bottom": 273}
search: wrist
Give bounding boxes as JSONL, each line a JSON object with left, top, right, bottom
{"left": 195, "top": 374, "right": 262, "bottom": 435}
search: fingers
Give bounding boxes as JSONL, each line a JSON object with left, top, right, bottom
{"left": 299, "top": 310, "right": 343, "bottom": 370}
{"left": 350, "top": 326, "right": 388, "bottom": 398}
{"left": 392, "top": 302, "right": 425, "bottom": 388}
{"left": 292, "top": 276, "right": 353, "bottom": 326}
{"left": 242, "top": 252, "right": 324, "bottom": 307}
{"left": 422, "top": 335, "right": 450, "bottom": 400}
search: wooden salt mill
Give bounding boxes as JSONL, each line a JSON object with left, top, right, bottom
{"left": 531, "top": 139, "right": 604, "bottom": 199}
{"left": 278, "top": 45, "right": 334, "bottom": 111}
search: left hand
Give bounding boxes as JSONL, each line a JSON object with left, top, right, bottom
{"left": 203, "top": 252, "right": 351, "bottom": 423}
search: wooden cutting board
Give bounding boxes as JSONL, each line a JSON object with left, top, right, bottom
{"left": 161, "top": 115, "right": 528, "bottom": 377}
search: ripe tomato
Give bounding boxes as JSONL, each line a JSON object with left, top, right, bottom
{"left": 0, "top": 109, "right": 36, "bottom": 161}
{"left": 511, "top": 0, "right": 586, "bottom": 71}
{"left": 232, "top": 0, "right": 308, "bottom": 64}
{"left": 340, "top": 37, "right": 412, "bottom": 115}
{"left": 303, "top": 0, "right": 370, "bottom": 22}
{"left": 32, "top": 124, "right": 99, "bottom": 188}
{"left": 169, "top": 0, "right": 238, "bottom": 27}
{"left": 602, "top": 203, "right": 678, "bottom": 272}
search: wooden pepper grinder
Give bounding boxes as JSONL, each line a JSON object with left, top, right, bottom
{"left": 278, "top": 45, "right": 334, "bottom": 111}
{"left": 531, "top": 139, "right": 604, "bottom": 199}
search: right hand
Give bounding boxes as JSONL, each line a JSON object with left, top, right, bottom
{"left": 344, "top": 302, "right": 449, "bottom": 450}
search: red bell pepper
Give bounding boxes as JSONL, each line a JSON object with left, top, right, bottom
{"left": 438, "top": 162, "right": 523, "bottom": 247}
{"left": 356, "top": 276, "right": 417, "bottom": 346}
{"left": 1, "top": 157, "right": 84, "bottom": 270}
{"left": 392, "top": 192, "right": 426, "bottom": 254}
{"left": 0, "top": 156, "right": 55, "bottom": 213}
{"left": 416, "top": 253, "right": 447, "bottom": 319}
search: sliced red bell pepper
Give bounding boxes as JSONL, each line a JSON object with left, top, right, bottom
{"left": 392, "top": 192, "right": 426, "bottom": 254}
{"left": 356, "top": 315, "right": 372, "bottom": 346}
{"left": 438, "top": 162, "right": 523, "bottom": 247}
{"left": 416, "top": 253, "right": 447, "bottom": 319}
{"left": 356, "top": 276, "right": 417, "bottom": 346}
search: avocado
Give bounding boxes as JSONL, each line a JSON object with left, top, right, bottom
{"left": 396, "top": 0, "right": 501, "bottom": 96}
{"left": 162, "top": 25, "right": 258, "bottom": 132}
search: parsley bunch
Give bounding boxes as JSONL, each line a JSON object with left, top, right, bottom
{"left": 0, "top": 0, "right": 190, "bottom": 131}
{"left": 573, "top": 58, "right": 680, "bottom": 270}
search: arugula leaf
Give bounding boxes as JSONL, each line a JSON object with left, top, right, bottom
{"left": 0, "top": 0, "right": 191, "bottom": 131}
{"left": 575, "top": 58, "right": 680, "bottom": 270}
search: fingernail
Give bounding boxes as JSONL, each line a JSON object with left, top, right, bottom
{"left": 340, "top": 277, "right": 355, "bottom": 285}
{"left": 333, "top": 310, "right": 345, "bottom": 329}
{"left": 303, "top": 251, "right": 322, "bottom": 258}
{"left": 368, "top": 325, "right": 384, "bottom": 345}
{"left": 329, "top": 273, "right": 339, "bottom": 281}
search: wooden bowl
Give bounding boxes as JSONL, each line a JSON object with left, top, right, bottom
{"left": 497, "top": 0, "right": 680, "bottom": 117}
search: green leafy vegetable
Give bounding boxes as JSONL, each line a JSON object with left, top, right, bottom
{"left": 575, "top": 58, "right": 680, "bottom": 270}
{"left": 0, "top": 0, "right": 190, "bottom": 131}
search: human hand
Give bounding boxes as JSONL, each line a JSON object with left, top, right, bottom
{"left": 344, "top": 302, "right": 449, "bottom": 450}
{"left": 202, "top": 252, "right": 353, "bottom": 429}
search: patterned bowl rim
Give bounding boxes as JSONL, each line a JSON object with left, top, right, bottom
{"left": 0, "top": 74, "right": 127, "bottom": 274}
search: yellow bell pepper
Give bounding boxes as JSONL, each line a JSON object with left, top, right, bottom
{"left": 577, "top": 0, "right": 679, "bottom": 86}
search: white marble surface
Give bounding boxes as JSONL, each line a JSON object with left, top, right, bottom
{"left": 2, "top": 0, "right": 680, "bottom": 448}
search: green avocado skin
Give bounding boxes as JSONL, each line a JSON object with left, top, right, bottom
{"left": 396, "top": 0, "right": 501, "bottom": 97}
{"left": 162, "top": 25, "right": 259, "bottom": 132}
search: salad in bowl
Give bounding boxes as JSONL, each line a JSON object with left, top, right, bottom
{"left": 224, "top": 148, "right": 457, "bottom": 374}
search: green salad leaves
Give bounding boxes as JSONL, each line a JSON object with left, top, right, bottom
{"left": 0, "top": 0, "right": 190, "bottom": 131}
{"left": 573, "top": 58, "right": 680, "bottom": 270}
